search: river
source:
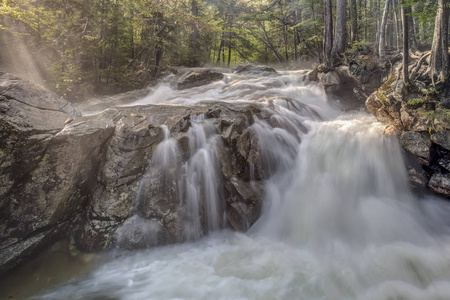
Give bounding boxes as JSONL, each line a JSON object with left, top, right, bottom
{"left": 8, "top": 68, "right": 450, "bottom": 299}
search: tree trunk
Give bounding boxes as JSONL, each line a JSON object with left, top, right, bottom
{"left": 401, "top": 2, "right": 409, "bottom": 83}
{"left": 216, "top": 31, "right": 224, "bottom": 64}
{"left": 393, "top": 0, "right": 401, "bottom": 50}
{"left": 332, "top": 0, "right": 347, "bottom": 58}
{"left": 350, "top": 0, "right": 358, "bottom": 42}
{"left": 227, "top": 28, "right": 232, "bottom": 68}
{"left": 190, "top": 0, "right": 200, "bottom": 66}
{"left": 379, "top": 0, "right": 391, "bottom": 57}
{"left": 430, "top": 0, "right": 449, "bottom": 82}
{"left": 406, "top": 6, "right": 417, "bottom": 52}
{"left": 323, "top": 0, "right": 333, "bottom": 64}
{"left": 261, "top": 22, "right": 285, "bottom": 63}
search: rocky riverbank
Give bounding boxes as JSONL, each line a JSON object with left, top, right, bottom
{"left": 366, "top": 61, "right": 450, "bottom": 197}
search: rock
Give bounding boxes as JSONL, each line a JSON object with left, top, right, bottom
{"left": 438, "top": 156, "right": 450, "bottom": 172}
{"left": 431, "top": 131, "right": 450, "bottom": 151}
{"left": 226, "top": 178, "right": 263, "bottom": 231}
{"left": 319, "top": 70, "right": 342, "bottom": 86}
{"left": 0, "top": 72, "right": 80, "bottom": 132}
{"left": 366, "top": 91, "right": 404, "bottom": 130}
{"left": 116, "top": 216, "right": 174, "bottom": 250}
{"left": 0, "top": 72, "right": 91, "bottom": 274}
{"left": 428, "top": 173, "right": 450, "bottom": 197}
{"left": 400, "top": 132, "right": 432, "bottom": 164}
{"left": 235, "top": 65, "right": 277, "bottom": 75}
{"left": 177, "top": 69, "right": 224, "bottom": 90}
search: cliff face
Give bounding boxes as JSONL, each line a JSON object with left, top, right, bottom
{"left": 366, "top": 71, "right": 450, "bottom": 198}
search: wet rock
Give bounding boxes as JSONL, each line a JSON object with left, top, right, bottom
{"left": 431, "top": 131, "right": 450, "bottom": 151}
{"left": 116, "top": 216, "right": 175, "bottom": 250}
{"left": 428, "top": 173, "right": 450, "bottom": 197}
{"left": 235, "top": 65, "right": 277, "bottom": 75}
{"left": 177, "top": 69, "right": 224, "bottom": 90}
{"left": 318, "top": 70, "right": 342, "bottom": 86}
{"left": 226, "top": 178, "right": 263, "bottom": 231}
{"left": 438, "top": 156, "right": 450, "bottom": 172}
{"left": 400, "top": 132, "right": 432, "bottom": 164}
{"left": 0, "top": 73, "right": 90, "bottom": 274}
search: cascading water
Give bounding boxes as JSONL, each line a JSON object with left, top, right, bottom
{"left": 183, "top": 115, "right": 225, "bottom": 239}
{"left": 33, "top": 69, "right": 450, "bottom": 300}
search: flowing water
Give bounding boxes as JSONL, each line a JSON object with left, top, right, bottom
{"left": 20, "top": 70, "right": 450, "bottom": 299}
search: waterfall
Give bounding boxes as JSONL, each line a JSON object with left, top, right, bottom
{"left": 32, "top": 69, "right": 450, "bottom": 300}
{"left": 183, "top": 115, "right": 225, "bottom": 239}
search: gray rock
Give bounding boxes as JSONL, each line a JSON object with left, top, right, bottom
{"left": 235, "top": 65, "right": 277, "bottom": 75}
{"left": 429, "top": 173, "right": 450, "bottom": 197}
{"left": 177, "top": 69, "right": 224, "bottom": 90}
{"left": 116, "top": 215, "right": 175, "bottom": 249}
{"left": 431, "top": 131, "right": 450, "bottom": 151}
{"left": 319, "top": 70, "right": 342, "bottom": 86}
{"left": 400, "top": 132, "right": 431, "bottom": 164}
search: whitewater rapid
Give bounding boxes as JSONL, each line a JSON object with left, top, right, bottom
{"left": 34, "top": 69, "right": 450, "bottom": 300}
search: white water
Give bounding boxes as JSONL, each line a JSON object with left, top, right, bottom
{"left": 36, "top": 70, "right": 450, "bottom": 300}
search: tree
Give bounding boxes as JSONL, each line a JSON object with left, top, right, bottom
{"left": 331, "top": 0, "right": 347, "bottom": 58}
{"left": 401, "top": 0, "right": 409, "bottom": 82}
{"left": 379, "top": 0, "right": 391, "bottom": 58}
{"left": 430, "top": 0, "right": 449, "bottom": 83}
{"left": 323, "top": 0, "right": 333, "bottom": 64}
{"left": 350, "top": 0, "right": 358, "bottom": 42}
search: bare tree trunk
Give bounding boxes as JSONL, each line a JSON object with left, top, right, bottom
{"left": 406, "top": 6, "right": 417, "bottom": 52}
{"left": 350, "top": 0, "right": 358, "bottom": 42}
{"left": 364, "top": 0, "right": 368, "bottom": 41}
{"left": 294, "top": 10, "right": 299, "bottom": 62}
{"left": 332, "top": 0, "right": 347, "bottom": 58}
{"left": 379, "top": 0, "right": 391, "bottom": 57}
{"left": 430, "top": 0, "right": 449, "bottom": 82}
{"left": 283, "top": 24, "right": 289, "bottom": 61}
{"left": 401, "top": 2, "right": 409, "bottom": 83}
{"left": 323, "top": 0, "right": 333, "bottom": 64}
{"left": 190, "top": 0, "right": 200, "bottom": 66}
{"left": 216, "top": 39, "right": 223, "bottom": 64}
{"left": 393, "top": 0, "right": 401, "bottom": 50}
{"left": 411, "top": 5, "right": 419, "bottom": 47}
{"left": 227, "top": 28, "right": 232, "bottom": 68}
{"left": 261, "top": 22, "right": 285, "bottom": 63}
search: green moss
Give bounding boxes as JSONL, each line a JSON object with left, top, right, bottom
{"left": 421, "top": 110, "right": 436, "bottom": 133}
{"left": 407, "top": 97, "right": 426, "bottom": 107}
{"left": 381, "top": 73, "right": 396, "bottom": 93}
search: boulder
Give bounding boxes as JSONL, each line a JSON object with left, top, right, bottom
{"left": 0, "top": 73, "right": 91, "bottom": 274}
{"left": 400, "top": 132, "right": 432, "bottom": 165}
{"left": 234, "top": 65, "right": 277, "bottom": 75}
{"left": 318, "top": 70, "right": 342, "bottom": 86}
{"left": 428, "top": 173, "right": 450, "bottom": 196}
{"left": 177, "top": 69, "right": 224, "bottom": 90}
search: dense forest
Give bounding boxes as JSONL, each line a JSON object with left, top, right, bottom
{"left": 0, "top": 0, "right": 446, "bottom": 100}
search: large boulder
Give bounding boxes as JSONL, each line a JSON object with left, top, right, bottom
{"left": 234, "top": 65, "right": 277, "bottom": 75}
{"left": 176, "top": 69, "right": 224, "bottom": 90}
{"left": 0, "top": 73, "right": 94, "bottom": 274}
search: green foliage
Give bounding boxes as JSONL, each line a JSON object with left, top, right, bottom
{"left": 407, "top": 97, "right": 426, "bottom": 107}
{"left": 0, "top": 0, "right": 442, "bottom": 100}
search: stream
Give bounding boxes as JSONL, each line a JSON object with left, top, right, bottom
{"left": 6, "top": 69, "right": 450, "bottom": 300}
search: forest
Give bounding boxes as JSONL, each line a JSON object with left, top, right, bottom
{"left": 0, "top": 0, "right": 446, "bottom": 101}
